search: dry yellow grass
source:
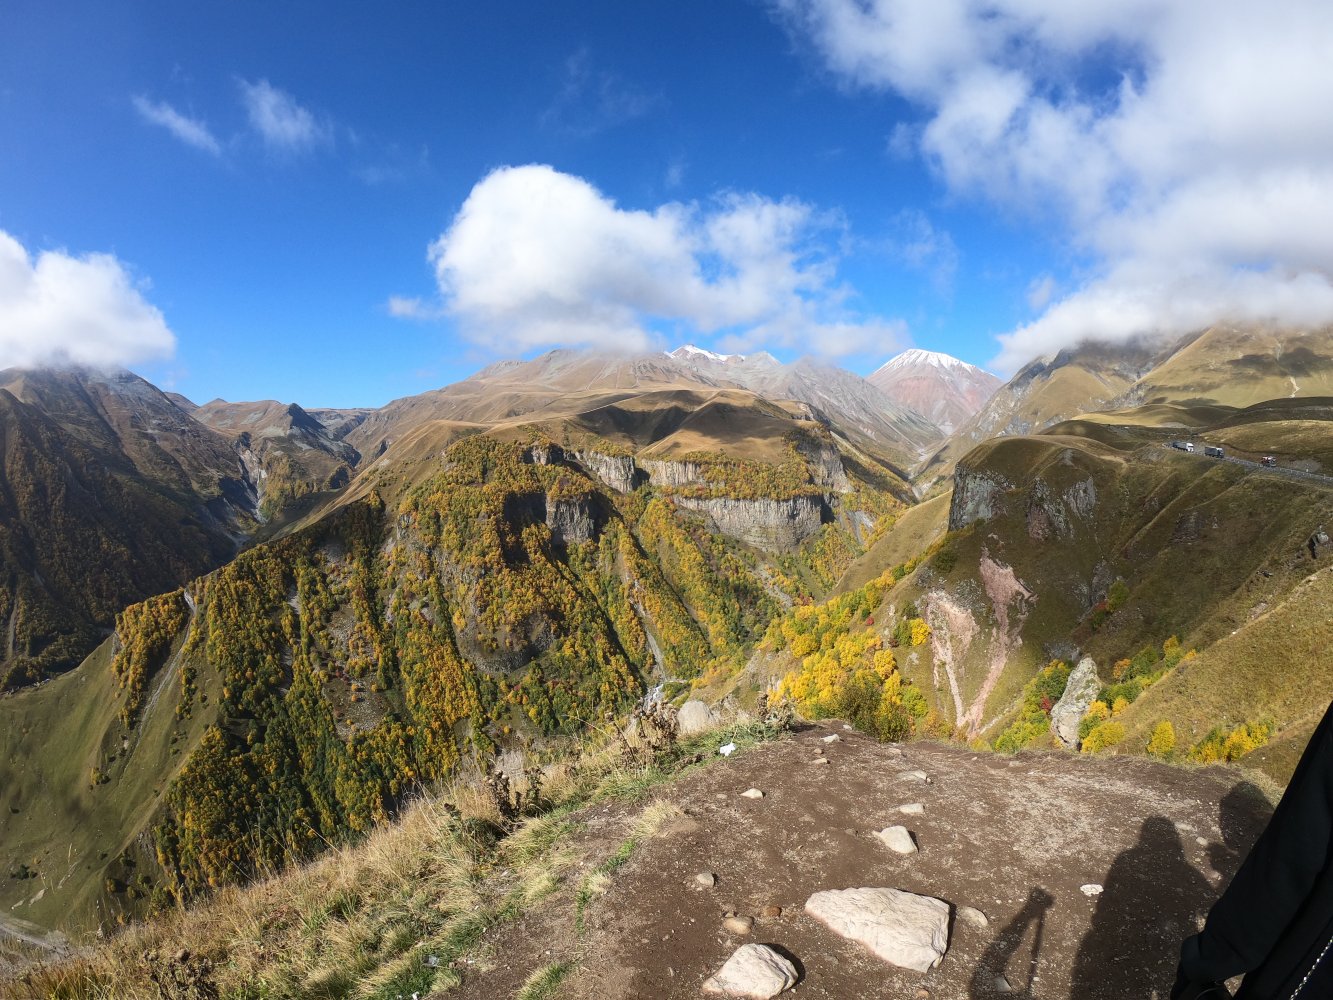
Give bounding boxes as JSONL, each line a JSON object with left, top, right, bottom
{"left": 6, "top": 714, "right": 777, "bottom": 1000}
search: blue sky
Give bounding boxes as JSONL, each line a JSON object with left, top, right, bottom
{"left": 4, "top": 2, "right": 1332, "bottom": 408}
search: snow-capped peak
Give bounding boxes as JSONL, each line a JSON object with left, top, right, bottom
{"left": 873, "top": 348, "right": 985, "bottom": 376}
{"left": 669, "top": 344, "right": 741, "bottom": 363}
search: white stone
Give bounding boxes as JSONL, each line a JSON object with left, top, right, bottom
{"left": 805, "top": 887, "right": 950, "bottom": 973}
{"left": 898, "top": 803, "right": 925, "bottom": 815}
{"left": 701, "top": 943, "right": 798, "bottom": 998}
{"left": 1080, "top": 884, "right": 1103, "bottom": 897}
{"left": 696, "top": 872, "right": 717, "bottom": 888}
{"left": 875, "top": 826, "right": 918, "bottom": 855}
{"left": 898, "top": 770, "right": 930, "bottom": 783}
{"left": 957, "top": 906, "right": 989, "bottom": 930}
{"left": 741, "top": 788, "right": 765, "bottom": 799}
{"left": 822, "top": 733, "right": 842, "bottom": 743}
{"left": 678, "top": 700, "right": 718, "bottom": 736}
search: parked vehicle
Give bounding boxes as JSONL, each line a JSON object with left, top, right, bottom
{"left": 1262, "top": 455, "right": 1278, "bottom": 467}
{"left": 1204, "top": 445, "right": 1225, "bottom": 458}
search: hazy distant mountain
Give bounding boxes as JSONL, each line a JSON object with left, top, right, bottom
{"left": 345, "top": 347, "right": 943, "bottom": 475}
{"left": 867, "top": 348, "right": 1001, "bottom": 435}
{"left": 0, "top": 368, "right": 254, "bottom": 687}
{"left": 663, "top": 345, "right": 945, "bottom": 465}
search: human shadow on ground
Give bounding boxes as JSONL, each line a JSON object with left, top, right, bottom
{"left": 1208, "top": 780, "right": 1273, "bottom": 883}
{"left": 968, "top": 886, "right": 1054, "bottom": 999}
{"left": 1070, "top": 815, "right": 1217, "bottom": 999}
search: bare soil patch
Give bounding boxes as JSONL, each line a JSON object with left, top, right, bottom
{"left": 438, "top": 723, "right": 1270, "bottom": 1000}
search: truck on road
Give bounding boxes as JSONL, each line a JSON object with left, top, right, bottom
{"left": 1204, "top": 445, "right": 1225, "bottom": 458}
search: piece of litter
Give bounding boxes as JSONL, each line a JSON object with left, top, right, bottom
{"left": 1080, "top": 884, "right": 1103, "bottom": 897}
{"left": 719, "top": 742, "right": 737, "bottom": 756}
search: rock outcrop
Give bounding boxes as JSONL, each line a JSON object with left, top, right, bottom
{"left": 949, "top": 463, "right": 1011, "bottom": 530}
{"left": 573, "top": 450, "right": 644, "bottom": 493}
{"left": 673, "top": 495, "right": 827, "bottom": 552}
{"left": 1051, "top": 656, "right": 1102, "bottom": 749}
{"left": 546, "top": 495, "right": 600, "bottom": 546}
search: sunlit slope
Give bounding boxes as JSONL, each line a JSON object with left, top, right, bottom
{"left": 811, "top": 402, "right": 1333, "bottom": 746}
{"left": 0, "top": 430, "right": 906, "bottom": 936}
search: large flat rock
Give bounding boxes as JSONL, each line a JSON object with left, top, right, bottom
{"left": 805, "top": 886, "right": 950, "bottom": 973}
{"left": 701, "top": 943, "right": 798, "bottom": 998}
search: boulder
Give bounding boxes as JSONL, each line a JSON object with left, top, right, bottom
{"left": 805, "top": 887, "right": 950, "bottom": 973}
{"left": 678, "top": 700, "right": 718, "bottom": 736}
{"left": 702, "top": 943, "right": 799, "bottom": 998}
{"left": 1050, "top": 656, "right": 1101, "bottom": 749}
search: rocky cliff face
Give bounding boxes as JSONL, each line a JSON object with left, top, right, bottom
{"left": 949, "top": 463, "right": 1012, "bottom": 531}
{"left": 574, "top": 450, "right": 645, "bottom": 493}
{"left": 673, "top": 494, "right": 828, "bottom": 552}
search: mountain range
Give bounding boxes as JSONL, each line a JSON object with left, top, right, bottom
{"left": 4, "top": 325, "right": 1333, "bottom": 962}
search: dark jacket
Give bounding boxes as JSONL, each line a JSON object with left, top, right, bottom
{"left": 1175, "top": 702, "right": 1333, "bottom": 999}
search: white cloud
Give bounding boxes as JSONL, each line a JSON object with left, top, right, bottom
{"left": 420, "top": 164, "right": 904, "bottom": 357}
{"left": 776, "top": 0, "right": 1333, "bottom": 371}
{"left": 0, "top": 231, "right": 175, "bottom": 369}
{"left": 132, "top": 96, "right": 221, "bottom": 155}
{"left": 239, "top": 79, "right": 329, "bottom": 152}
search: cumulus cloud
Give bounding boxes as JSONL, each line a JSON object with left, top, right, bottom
{"left": 0, "top": 231, "right": 176, "bottom": 369}
{"left": 239, "top": 79, "right": 330, "bottom": 152}
{"left": 775, "top": 0, "right": 1333, "bottom": 371}
{"left": 420, "top": 164, "right": 904, "bottom": 357}
{"left": 132, "top": 96, "right": 221, "bottom": 155}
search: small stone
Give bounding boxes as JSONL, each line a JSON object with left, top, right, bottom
{"left": 994, "top": 974, "right": 1012, "bottom": 993}
{"left": 875, "top": 826, "right": 918, "bottom": 855}
{"left": 811, "top": 757, "right": 830, "bottom": 766}
{"left": 696, "top": 872, "right": 717, "bottom": 887}
{"left": 898, "top": 770, "right": 930, "bottom": 783}
{"left": 898, "top": 802, "right": 925, "bottom": 815}
{"left": 724, "top": 915, "right": 755, "bottom": 935}
{"left": 843, "top": 723, "right": 854, "bottom": 730}
{"left": 1080, "top": 884, "right": 1103, "bottom": 897}
{"left": 822, "top": 734, "right": 842, "bottom": 743}
{"left": 917, "top": 990, "right": 932, "bottom": 999}
{"left": 956, "top": 905, "right": 989, "bottom": 930}
{"left": 702, "top": 943, "right": 799, "bottom": 998}
{"left": 761, "top": 904, "right": 783, "bottom": 918}
{"left": 1195, "top": 836, "right": 1209, "bottom": 847}
{"left": 741, "top": 788, "right": 765, "bottom": 799}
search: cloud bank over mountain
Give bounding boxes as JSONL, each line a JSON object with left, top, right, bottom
{"left": 0, "top": 231, "right": 175, "bottom": 369}
{"left": 413, "top": 164, "right": 906, "bottom": 358}
{"left": 776, "top": 0, "right": 1333, "bottom": 371}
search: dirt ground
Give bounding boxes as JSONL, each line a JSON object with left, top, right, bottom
{"left": 440, "top": 723, "right": 1273, "bottom": 1000}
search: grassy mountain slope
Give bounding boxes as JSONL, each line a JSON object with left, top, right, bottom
{"left": 0, "top": 384, "right": 247, "bottom": 688}
{"left": 766, "top": 400, "right": 1333, "bottom": 765}
{"left": 0, "top": 423, "right": 904, "bottom": 936}
{"left": 920, "top": 326, "right": 1333, "bottom": 487}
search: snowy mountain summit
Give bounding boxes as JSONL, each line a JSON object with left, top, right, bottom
{"left": 873, "top": 348, "right": 985, "bottom": 376}
{"left": 868, "top": 348, "right": 1002, "bottom": 435}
